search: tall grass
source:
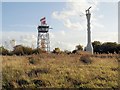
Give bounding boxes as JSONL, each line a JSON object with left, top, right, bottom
{"left": 2, "top": 53, "right": 119, "bottom": 88}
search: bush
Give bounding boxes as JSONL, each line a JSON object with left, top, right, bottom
{"left": 32, "top": 48, "right": 46, "bottom": 54}
{"left": 29, "top": 58, "right": 36, "bottom": 64}
{"left": 32, "top": 79, "right": 46, "bottom": 87}
{"left": 92, "top": 41, "right": 120, "bottom": 54}
{"left": 0, "top": 46, "right": 9, "bottom": 55}
{"left": 76, "top": 45, "right": 83, "bottom": 51}
{"left": 8, "top": 51, "right": 14, "bottom": 56}
{"left": 52, "top": 48, "right": 61, "bottom": 54}
{"left": 23, "top": 47, "right": 32, "bottom": 55}
{"left": 80, "top": 56, "right": 92, "bottom": 64}
{"left": 16, "top": 79, "right": 29, "bottom": 86}
{"left": 72, "top": 50, "right": 77, "bottom": 54}
{"left": 64, "top": 50, "right": 71, "bottom": 54}
{"left": 13, "top": 45, "right": 24, "bottom": 55}
{"left": 27, "top": 68, "right": 49, "bottom": 77}
{"left": 13, "top": 45, "right": 33, "bottom": 55}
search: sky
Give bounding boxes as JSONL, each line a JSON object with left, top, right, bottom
{"left": 1, "top": 0, "right": 119, "bottom": 51}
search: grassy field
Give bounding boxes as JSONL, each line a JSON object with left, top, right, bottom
{"left": 1, "top": 53, "right": 120, "bottom": 89}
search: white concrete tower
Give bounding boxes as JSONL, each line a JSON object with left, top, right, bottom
{"left": 85, "top": 7, "right": 93, "bottom": 54}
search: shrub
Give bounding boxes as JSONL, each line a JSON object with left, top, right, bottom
{"left": 0, "top": 46, "right": 9, "bottom": 55}
{"left": 80, "top": 56, "right": 92, "bottom": 64}
{"left": 13, "top": 45, "right": 33, "bottom": 55}
{"left": 29, "top": 58, "right": 36, "bottom": 64}
{"left": 27, "top": 68, "right": 49, "bottom": 77}
{"left": 23, "top": 47, "right": 32, "bottom": 55}
{"left": 32, "top": 79, "right": 46, "bottom": 87}
{"left": 72, "top": 44, "right": 83, "bottom": 54}
{"left": 8, "top": 51, "right": 14, "bottom": 56}
{"left": 2, "top": 82, "right": 15, "bottom": 89}
{"left": 64, "top": 50, "right": 71, "bottom": 54}
{"left": 13, "top": 45, "right": 24, "bottom": 55}
{"left": 72, "top": 50, "right": 77, "bottom": 54}
{"left": 16, "top": 79, "right": 29, "bottom": 86}
{"left": 76, "top": 45, "right": 83, "bottom": 51}
{"left": 32, "top": 48, "right": 45, "bottom": 54}
{"left": 52, "top": 48, "right": 61, "bottom": 54}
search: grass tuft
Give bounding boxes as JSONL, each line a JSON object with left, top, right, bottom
{"left": 2, "top": 53, "right": 119, "bottom": 88}
{"left": 80, "top": 55, "right": 93, "bottom": 64}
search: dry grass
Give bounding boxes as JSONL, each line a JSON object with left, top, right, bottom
{"left": 1, "top": 53, "right": 119, "bottom": 89}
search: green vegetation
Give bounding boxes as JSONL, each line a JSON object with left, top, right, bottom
{"left": 2, "top": 53, "right": 119, "bottom": 89}
{"left": 80, "top": 55, "right": 92, "bottom": 64}
{"left": 0, "top": 46, "right": 9, "bottom": 55}
{"left": 92, "top": 41, "right": 120, "bottom": 54}
{"left": 1, "top": 41, "right": 120, "bottom": 89}
{"left": 1, "top": 41, "right": 120, "bottom": 56}
{"left": 76, "top": 44, "right": 83, "bottom": 51}
{"left": 52, "top": 47, "right": 61, "bottom": 54}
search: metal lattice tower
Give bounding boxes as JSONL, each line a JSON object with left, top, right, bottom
{"left": 37, "top": 17, "right": 51, "bottom": 52}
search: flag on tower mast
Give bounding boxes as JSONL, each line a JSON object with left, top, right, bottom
{"left": 40, "top": 17, "right": 45, "bottom": 21}
{"left": 40, "top": 17, "right": 46, "bottom": 25}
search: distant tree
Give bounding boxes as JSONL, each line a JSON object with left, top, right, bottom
{"left": 101, "top": 42, "right": 118, "bottom": 54}
{"left": 32, "top": 48, "right": 43, "bottom": 54}
{"left": 76, "top": 45, "right": 83, "bottom": 51}
{"left": 92, "top": 41, "right": 101, "bottom": 48}
{"left": 91, "top": 41, "right": 120, "bottom": 54}
{"left": 64, "top": 50, "right": 71, "bottom": 54}
{"left": 116, "top": 44, "right": 120, "bottom": 54}
{"left": 13, "top": 45, "right": 24, "bottom": 55}
{"left": 0, "top": 46, "right": 9, "bottom": 55}
{"left": 92, "top": 41, "right": 102, "bottom": 54}
{"left": 72, "top": 44, "right": 83, "bottom": 54}
{"left": 13, "top": 45, "right": 34, "bottom": 55}
{"left": 23, "top": 46, "right": 32, "bottom": 55}
{"left": 53, "top": 47, "right": 61, "bottom": 54}
{"left": 72, "top": 50, "right": 77, "bottom": 54}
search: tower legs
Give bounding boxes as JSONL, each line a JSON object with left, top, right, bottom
{"left": 37, "top": 32, "right": 50, "bottom": 52}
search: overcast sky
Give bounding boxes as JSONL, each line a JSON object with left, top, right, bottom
{"left": 1, "top": 0, "right": 119, "bottom": 51}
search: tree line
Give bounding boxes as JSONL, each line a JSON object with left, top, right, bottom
{"left": 0, "top": 41, "right": 120, "bottom": 55}
{"left": 92, "top": 41, "right": 120, "bottom": 54}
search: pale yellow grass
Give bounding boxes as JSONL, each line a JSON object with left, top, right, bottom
{"left": 1, "top": 53, "right": 119, "bottom": 88}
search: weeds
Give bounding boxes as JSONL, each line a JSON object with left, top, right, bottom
{"left": 27, "top": 68, "right": 49, "bottom": 77}
{"left": 16, "top": 79, "right": 29, "bottom": 86}
{"left": 29, "top": 57, "right": 36, "bottom": 64}
{"left": 2, "top": 53, "right": 119, "bottom": 88}
{"left": 80, "top": 55, "right": 93, "bottom": 64}
{"left": 32, "top": 79, "right": 46, "bottom": 87}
